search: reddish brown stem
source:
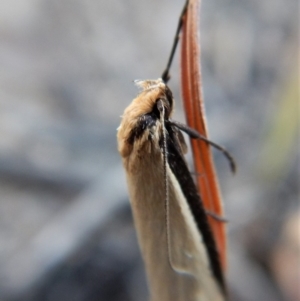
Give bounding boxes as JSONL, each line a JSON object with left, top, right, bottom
{"left": 180, "top": 0, "right": 227, "bottom": 270}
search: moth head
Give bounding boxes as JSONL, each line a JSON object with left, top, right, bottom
{"left": 134, "top": 78, "right": 174, "bottom": 120}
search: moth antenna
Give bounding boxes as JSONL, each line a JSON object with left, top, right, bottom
{"left": 161, "top": 0, "right": 189, "bottom": 83}
{"left": 168, "top": 120, "right": 237, "bottom": 174}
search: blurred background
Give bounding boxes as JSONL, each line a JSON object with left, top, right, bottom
{"left": 0, "top": 0, "right": 298, "bottom": 300}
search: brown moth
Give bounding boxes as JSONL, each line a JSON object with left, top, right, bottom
{"left": 117, "top": 79, "right": 228, "bottom": 301}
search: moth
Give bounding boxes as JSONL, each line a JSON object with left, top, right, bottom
{"left": 117, "top": 1, "right": 235, "bottom": 300}
{"left": 117, "top": 78, "right": 234, "bottom": 301}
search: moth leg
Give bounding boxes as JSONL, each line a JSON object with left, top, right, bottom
{"left": 167, "top": 120, "right": 236, "bottom": 174}
{"left": 205, "top": 210, "right": 228, "bottom": 223}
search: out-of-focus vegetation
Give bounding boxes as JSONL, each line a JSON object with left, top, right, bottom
{"left": 0, "top": 0, "right": 298, "bottom": 300}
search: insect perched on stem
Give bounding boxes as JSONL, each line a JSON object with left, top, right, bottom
{"left": 117, "top": 1, "right": 235, "bottom": 300}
